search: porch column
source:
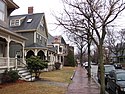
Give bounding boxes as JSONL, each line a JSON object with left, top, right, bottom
{"left": 7, "top": 36, "right": 10, "bottom": 70}
{"left": 22, "top": 42, "right": 25, "bottom": 64}
{"left": 34, "top": 49, "right": 37, "bottom": 56}
{"left": 44, "top": 50, "right": 48, "bottom": 60}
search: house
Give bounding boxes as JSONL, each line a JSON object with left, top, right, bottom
{"left": 0, "top": 0, "right": 29, "bottom": 83}
{"left": 9, "top": 7, "right": 58, "bottom": 71}
{"left": 110, "top": 43, "right": 125, "bottom": 64}
{"left": 0, "top": 1, "right": 73, "bottom": 83}
{"left": 0, "top": 0, "right": 26, "bottom": 72}
{"left": 9, "top": 7, "right": 48, "bottom": 59}
{"left": 47, "top": 35, "right": 68, "bottom": 68}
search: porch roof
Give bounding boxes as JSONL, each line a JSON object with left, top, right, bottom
{"left": 0, "top": 25, "right": 27, "bottom": 40}
{"left": 25, "top": 43, "right": 47, "bottom": 49}
{"left": 47, "top": 46, "right": 57, "bottom": 53}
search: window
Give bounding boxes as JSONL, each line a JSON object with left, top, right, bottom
{"left": 15, "top": 19, "right": 20, "bottom": 26}
{"left": 10, "top": 16, "right": 25, "bottom": 27}
{"left": 10, "top": 19, "right": 20, "bottom": 26}
{"left": 27, "top": 18, "right": 32, "bottom": 23}
{"left": 59, "top": 47, "right": 62, "bottom": 52}
{"left": 39, "top": 22, "right": 44, "bottom": 31}
{"left": 10, "top": 20, "right": 15, "bottom": 26}
{"left": 0, "top": 1, "right": 5, "bottom": 21}
{"left": 36, "top": 33, "right": 39, "bottom": 38}
{"left": 0, "top": 44, "right": 3, "bottom": 57}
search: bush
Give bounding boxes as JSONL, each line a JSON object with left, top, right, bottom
{"left": 1, "top": 69, "right": 19, "bottom": 83}
{"left": 55, "top": 62, "right": 61, "bottom": 70}
{"left": 26, "top": 56, "right": 48, "bottom": 79}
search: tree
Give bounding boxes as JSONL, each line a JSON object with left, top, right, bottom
{"left": 26, "top": 56, "right": 48, "bottom": 79}
{"left": 106, "top": 29, "right": 125, "bottom": 63}
{"left": 65, "top": 22, "right": 92, "bottom": 77}
{"left": 55, "top": 0, "right": 125, "bottom": 93}
{"left": 65, "top": 48, "right": 75, "bottom": 67}
{"left": 68, "top": 33, "right": 87, "bottom": 65}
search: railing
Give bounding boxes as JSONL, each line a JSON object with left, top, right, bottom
{"left": 17, "top": 58, "right": 26, "bottom": 67}
{"left": 0, "top": 57, "right": 8, "bottom": 67}
{"left": 0, "top": 57, "right": 16, "bottom": 68}
{"left": 0, "top": 57, "right": 26, "bottom": 69}
{"left": 10, "top": 58, "right": 16, "bottom": 66}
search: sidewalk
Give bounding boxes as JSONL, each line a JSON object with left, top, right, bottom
{"left": 66, "top": 65, "right": 100, "bottom": 94}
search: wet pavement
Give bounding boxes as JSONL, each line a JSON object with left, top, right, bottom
{"left": 66, "top": 65, "right": 100, "bottom": 94}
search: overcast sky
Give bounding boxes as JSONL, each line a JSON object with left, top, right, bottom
{"left": 12, "top": 0, "right": 64, "bottom": 36}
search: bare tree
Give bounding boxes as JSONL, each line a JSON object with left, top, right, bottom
{"left": 54, "top": 0, "right": 125, "bottom": 93}
{"left": 106, "top": 29, "right": 125, "bottom": 63}
{"left": 66, "top": 32, "right": 87, "bottom": 64}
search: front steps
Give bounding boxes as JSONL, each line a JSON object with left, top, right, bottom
{"left": 17, "top": 67, "right": 35, "bottom": 82}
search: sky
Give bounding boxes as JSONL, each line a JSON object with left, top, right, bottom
{"left": 11, "top": 0, "right": 125, "bottom": 54}
{"left": 11, "top": 0, "right": 125, "bottom": 34}
{"left": 12, "top": 0, "right": 64, "bottom": 36}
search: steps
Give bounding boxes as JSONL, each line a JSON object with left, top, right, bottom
{"left": 17, "top": 67, "right": 35, "bottom": 81}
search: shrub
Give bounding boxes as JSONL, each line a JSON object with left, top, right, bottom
{"left": 55, "top": 62, "right": 61, "bottom": 70}
{"left": 1, "top": 69, "right": 19, "bottom": 83}
{"left": 26, "top": 56, "right": 48, "bottom": 79}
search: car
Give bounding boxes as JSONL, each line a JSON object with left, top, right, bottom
{"left": 91, "top": 62, "right": 97, "bottom": 65}
{"left": 83, "top": 62, "right": 91, "bottom": 69}
{"left": 114, "top": 63, "right": 122, "bottom": 69}
{"left": 107, "top": 69, "right": 125, "bottom": 94}
{"left": 97, "top": 64, "right": 115, "bottom": 84}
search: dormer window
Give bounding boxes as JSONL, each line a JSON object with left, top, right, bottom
{"left": 10, "top": 16, "right": 26, "bottom": 27}
{"left": 10, "top": 19, "right": 20, "bottom": 27}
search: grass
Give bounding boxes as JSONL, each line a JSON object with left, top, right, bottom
{"left": 41, "top": 67, "right": 75, "bottom": 83}
{"left": 0, "top": 67, "right": 75, "bottom": 94}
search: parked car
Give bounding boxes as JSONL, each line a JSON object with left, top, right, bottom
{"left": 107, "top": 69, "right": 125, "bottom": 94}
{"left": 97, "top": 64, "right": 115, "bottom": 84}
{"left": 114, "top": 63, "right": 122, "bottom": 69}
{"left": 83, "top": 62, "right": 91, "bottom": 70}
{"left": 83, "top": 62, "right": 88, "bottom": 68}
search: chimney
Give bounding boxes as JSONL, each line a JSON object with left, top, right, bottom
{"left": 28, "top": 7, "right": 33, "bottom": 14}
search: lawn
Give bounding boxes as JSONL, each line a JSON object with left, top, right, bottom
{"left": 0, "top": 67, "right": 75, "bottom": 94}
{"left": 41, "top": 67, "right": 75, "bottom": 83}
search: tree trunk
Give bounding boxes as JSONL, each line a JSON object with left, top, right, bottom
{"left": 88, "top": 34, "right": 91, "bottom": 78}
{"left": 98, "top": 44, "right": 105, "bottom": 94}
{"left": 80, "top": 48, "right": 83, "bottom": 66}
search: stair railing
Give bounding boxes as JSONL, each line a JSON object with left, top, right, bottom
{"left": 15, "top": 57, "right": 27, "bottom": 70}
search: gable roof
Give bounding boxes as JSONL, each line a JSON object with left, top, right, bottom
{"left": 9, "top": 13, "right": 44, "bottom": 31}
{"left": 52, "top": 35, "right": 67, "bottom": 45}
{"left": 47, "top": 33, "right": 55, "bottom": 45}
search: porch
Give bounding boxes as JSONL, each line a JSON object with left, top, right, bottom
{"left": 0, "top": 57, "right": 25, "bottom": 73}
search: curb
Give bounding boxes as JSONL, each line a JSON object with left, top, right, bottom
{"left": 70, "top": 70, "right": 76, "bottom": 80}
{"left": 67, "top": 70, "right": 76, "bottom": 91}
{"left": 92, "top": 75, "right": 109, "bottom": 94}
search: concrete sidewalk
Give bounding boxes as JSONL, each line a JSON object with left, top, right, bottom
{"left": 66, "top": 65, "right": 100, "bottom": 94}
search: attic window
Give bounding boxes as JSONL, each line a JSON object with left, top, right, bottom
{"left": 27, "top": 18, "right": 32, "bottom": 23}
{"left": 10, "top": 16, "right": 25, "bottom": 27}
{"left": 10, "top": 19, "right": 20, "bottom": 27}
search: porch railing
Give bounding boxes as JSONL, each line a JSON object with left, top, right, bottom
{"left": 0, "top": 57, "right": 26, "bottom": 69}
